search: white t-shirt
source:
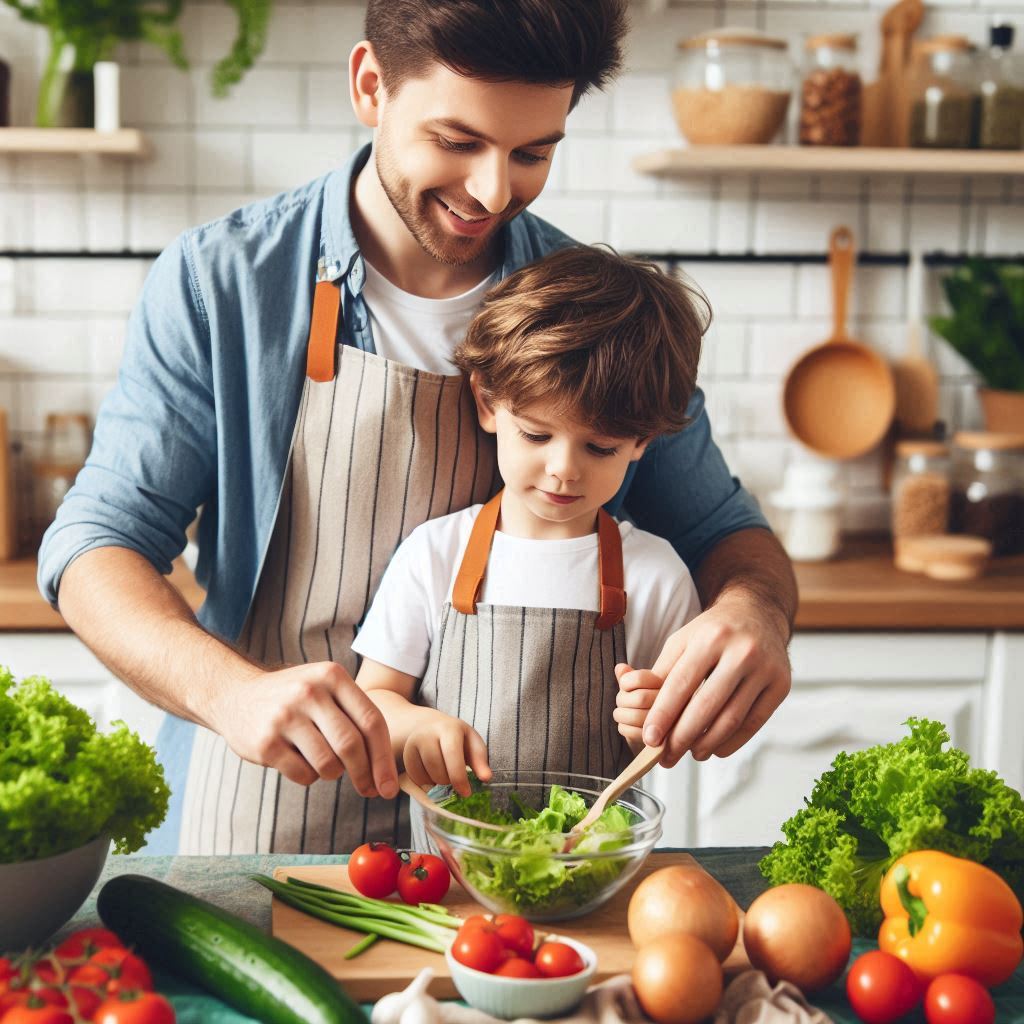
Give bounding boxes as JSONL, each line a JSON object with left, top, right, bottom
{"left": 352, "top": 506, "right": 701, "bottom": 679}
{"left": 361, "top": 259, "right": 497, "bottom": 375}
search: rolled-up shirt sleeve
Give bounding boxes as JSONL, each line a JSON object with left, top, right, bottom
{"left": 620, "top": 386, "right": 770, "bottom": 570}
{"left": 38, "top": 233, "right": 217, "bottom": 608}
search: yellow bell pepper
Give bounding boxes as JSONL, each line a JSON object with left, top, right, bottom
{"left": 878, "top": 850, "right": 1023, "bottom": 987}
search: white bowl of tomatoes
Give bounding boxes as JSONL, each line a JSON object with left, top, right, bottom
{"left": 445, "top": 915, "right": 596, "bottom": 1020}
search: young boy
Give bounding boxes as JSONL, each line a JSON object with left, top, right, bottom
{"left": 351, "top": 245, "right": 708, "bottom": 824}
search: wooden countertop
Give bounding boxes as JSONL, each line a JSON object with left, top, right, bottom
{"left": 2, "top": 537, "right": 1023, "bottom": 631}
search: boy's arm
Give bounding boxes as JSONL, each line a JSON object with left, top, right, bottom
{"left": 355, "top": 658, "right": 431, "bottom": 758}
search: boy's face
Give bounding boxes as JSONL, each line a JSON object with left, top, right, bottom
{"left": 359, "top": 55, "right": 572, "bottom": 266}
{"left": 473, "top": 383, "right": 649, "bottom": 539}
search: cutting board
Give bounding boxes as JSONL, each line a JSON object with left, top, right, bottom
{"left": 271, "top": 853, "right": 750, "bottom": 1001}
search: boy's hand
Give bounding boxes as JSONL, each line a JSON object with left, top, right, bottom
{"left": 613, "top": 662, "right": 663, "bottom": 750}
{"left": 403, "top": 710, "right": 492, "bottom": 798}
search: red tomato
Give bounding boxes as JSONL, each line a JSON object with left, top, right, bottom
{"left": 396, "top": 853, "right": 450, "bottom": 905}
{"left": 0, "top": 959, "right": 17, "bottom": 985}
{"left": 67, "top": 985, "right": 103, "bottom": 1019}
{"left": 451, "top": 926, "right": 506, "bottom": 974}
{"left": 534, "top": 942, "right": 585, "bottom": 979}
{"left": 348, "top": 842, "right": 402, "bottom": 899}
{"left": 0, "top": 994, "right": 74, "bottom": 1024}
{"left": 494, "top": 958, "right": 543, "bottom": 979}
{"left": 0, "top": 988, "right": 30, "bottom": 1016}
{"left": 924, "top": 975, "right": 995, "bottom": 1024}
{"left": 493, "top": 915, "right": 534, "bottom": 959}
{"left": 27, "top": 962, "right": 61, "bottom": 987}
{"left": 88, "top": 949, "right": 153, "bottom": 993}
{"left": 53, "top": 928, "right": 124, "bottom": 964}
{"left": 846, "top": 951, "right": 923, "bottom": 1024}
{"left": 92, "top": 991, "right": 176, "bottom": 1024}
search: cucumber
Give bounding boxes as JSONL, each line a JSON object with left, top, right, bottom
{"left": 98, "top": 874, "right": 367, "bottom": 1024}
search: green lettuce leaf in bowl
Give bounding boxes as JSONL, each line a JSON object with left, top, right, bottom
{"left": 0, "top": 667, "right": 170, "bottom": 863}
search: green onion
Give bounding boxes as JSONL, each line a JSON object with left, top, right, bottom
{"left": 344, "top": 933, "right": 379, "bottom": 960}
{"left": 251, "top": 875, "right": 463, "bottom": 955}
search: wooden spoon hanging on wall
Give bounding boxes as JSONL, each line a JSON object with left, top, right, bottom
{"left": 860, "top": 0, "right": 925, "bottom": 146}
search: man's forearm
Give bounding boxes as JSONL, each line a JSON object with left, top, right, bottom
{"left": 694, "top": 527, "right": 798, "bottom": 639}
{"left": 57, "top": 546, "right": 258, "bottom": 728}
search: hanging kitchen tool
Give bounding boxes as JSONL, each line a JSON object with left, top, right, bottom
{"left": 892, "top": 248, "right": 939, "bottom": 435}
{"left": 0, "top": 410, "right": 15, "bottom": 561}
{"left": 860, "top": 0, "right": 924, "bottom": 146}
{"left": 783, "top": 226, "right": 896, "bottom": 460}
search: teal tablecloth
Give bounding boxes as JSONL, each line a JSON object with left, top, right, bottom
{"left": 54, "top": 851, "right": 1024, "bottom": 1023}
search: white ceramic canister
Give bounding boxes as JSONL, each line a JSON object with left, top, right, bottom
{"left": 769, "top": 456, "right": 843, "bottom": 561}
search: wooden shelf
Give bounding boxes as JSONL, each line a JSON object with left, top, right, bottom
{"left": 634, "top": 145, "right": 1024, "bottom": 178}
{"left": 0, "top": 128, "right": 151, "bottom": 158}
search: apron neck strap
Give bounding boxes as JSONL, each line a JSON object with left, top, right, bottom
{"left": 451, "top": 489, "right": 627, "bottom": 630}
{"left": 306, "top": 280, "right": 341, "bottom": 382}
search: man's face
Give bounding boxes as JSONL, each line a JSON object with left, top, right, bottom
{"left": 373, "top": 64, "right": 573, "bottom": 266}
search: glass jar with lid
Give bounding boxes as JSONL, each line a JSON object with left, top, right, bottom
{"left": 906, "top": 35, "right": 979, "bottom": 148}
{"left": 977, "top": 22, "right": 1024, "bottom": 150}
{"left": 891, "top": 440, "right": 951, "bottom": 539}
{"left": 948, "top": 432, "right": 1024, "bottom": 555}
{"left": 673, "top": 29, "right": 795, "bottom": 145}
{"left": 799, "top": 33, "right": 862, "bottom": 146}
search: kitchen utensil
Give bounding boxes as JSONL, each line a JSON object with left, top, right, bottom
{"left": 0, "top": 410, "right": 15, "bottom": 561}
{"left": 270, "top": 852, "right": 749, "bottom": 1000}
{"left": 562, "top": 743, "right": 664, "bottom": 852}
{"left": 892, "top": 249, "right": 939, "bottom": 434}
{"left": 783, "top": 226, "right": 896, "bottom": 459}
{"left": 860, "top": 0, "right": 924, "bottom": 146}
{"left": 397, "top": 772, "right": 511, "bottom": 831}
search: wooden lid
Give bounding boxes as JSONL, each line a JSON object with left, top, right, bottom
{"left": 679, "top": 29, "right": 788, "bottom": 51}
{"left": 917, "top": 34, "right": 973, "bottom": 54}
{"left": 805, "top": 33, "right": 858, "bottom": 51}
{"left": 895, "top": 440, "right": 948, "bottom": 458}
{"left": 952, "top": 431, "right": 1024, "bottom": 451}
{"left": 896, "top": 534, "right": 992, "bottom": 580}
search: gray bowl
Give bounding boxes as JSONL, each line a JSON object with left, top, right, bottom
{"left": 0, "top": 835, "right": 109, "bottom": 952}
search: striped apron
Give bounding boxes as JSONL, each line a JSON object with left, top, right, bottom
{"left": 411, "top": 490, "right": 632, "bottom": 851}
{"left": 178, "top": 275, "right": 498, "bottom": 854}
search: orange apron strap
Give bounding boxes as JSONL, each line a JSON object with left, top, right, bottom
{"left": 306, "top": 280, "right": 341, "bottom": 382}
{"left": 595, "top": 508, "right": 627, "bottom": 630}
{"left": 452, "top": 490, "right": 504, "bottom": 615}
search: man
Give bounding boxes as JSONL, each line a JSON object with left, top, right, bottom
{"left": 39, "top": 0, "right": 796, "bottom": 854}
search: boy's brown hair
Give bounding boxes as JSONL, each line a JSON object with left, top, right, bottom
{"left": 454, "top": 246, "right": 710, "bottom": 440}
{"left": 365, "top": 0, "right": 628, "bottom": 110}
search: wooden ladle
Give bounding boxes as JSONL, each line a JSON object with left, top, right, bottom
{"left": 561, "top": 744, "right": 665, "bottom": 853}
{"left": 783, "top": 226, "right": 896, "bottom": 459}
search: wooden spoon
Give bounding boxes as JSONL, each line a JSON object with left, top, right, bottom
{"left": 892, "top": 248, "right": 939, "bottom": 434}
{"left": 561, "top": 744, "right": 665, "bottom": 853}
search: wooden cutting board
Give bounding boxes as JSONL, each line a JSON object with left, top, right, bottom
{"left": 271, "top": 852, "right": 750, "bottom": 1001}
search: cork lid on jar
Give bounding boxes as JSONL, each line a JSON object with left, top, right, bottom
{"left": 805, "top": 33, "right": 858, "bottom": 51}
{"left": 952, "top": 431, "right": 1024, "bottom": 451}
{"left": 679, "top": 28, "right": 788, "bottom": 51}
{"left": 917, "top": 34, "right": 973, "bottom": 54}
{"left": 895, "top": 440, "right": 949, "bottom": 458}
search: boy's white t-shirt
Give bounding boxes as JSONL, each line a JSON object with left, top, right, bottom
{"left": 352, "top": 505, "right": 701, "bottom": 679}
{"left": 361, "top": 259, "right": 497, "bottom": 375}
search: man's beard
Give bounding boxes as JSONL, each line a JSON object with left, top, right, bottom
{"left": 375, "top": 134, "right": 523, "bottom": 267}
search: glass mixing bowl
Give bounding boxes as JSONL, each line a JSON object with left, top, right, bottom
{"left": 419, "top": 769, "right": 664, "bottom": 922}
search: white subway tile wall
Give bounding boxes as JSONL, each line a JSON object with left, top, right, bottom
{"left": 1, "top": 0, "right": 1020, "bottom": 526}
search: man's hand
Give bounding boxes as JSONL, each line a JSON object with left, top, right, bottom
{"left": 403, "top": 710, "right": 492, "bottom": 798}
{"left": 642, "top": 591, "right": 792, "bottom": 767}
{"left": 206, "top": 661, "right": 400, "bottom": 798}
{"left": 613, "top": 663, "right": 663, "bottom": 752}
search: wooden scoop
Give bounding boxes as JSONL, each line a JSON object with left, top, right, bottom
{"left": 783, "top": 227, "right": 896, "bottom": 459}
{"left": 561, "top": 744, "right": 665, "bottom": 853}
{"left": 892, "top": 248, "right": 939, "bottom": 434}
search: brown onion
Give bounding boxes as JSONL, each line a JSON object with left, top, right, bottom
{"left": 628, "top": 865, "right": 740, "bottom": 962}
{"left": 632, "top": 933, "right": 723, "bottom": 1024}
{"left": 742, "top": 883, "right": 852, "bottom": 993}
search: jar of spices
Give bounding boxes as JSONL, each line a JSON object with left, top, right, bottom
{"left": 977, "top": 22, "right": 1024, "bottom": 150}
{"left": 949, "top": 432, "right": 1024, "bottom": 556}
{"left": 906, "top": 35, "right": 979, "bottom": 148}
{"left": 891, "top": 440, "right": 951, "bottom": 539}
{"left": 673, "top": 29, "right": 795, "bottom": 145}
{"left": 799, "top": 33, "right": 862, "bottom": 146}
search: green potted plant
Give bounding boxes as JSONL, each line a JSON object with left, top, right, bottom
{"left": 929, "top": 258, "right": 1024, "bottom": 432}
{"left": 2, "top": 0, "right": 272, "bottom": 128}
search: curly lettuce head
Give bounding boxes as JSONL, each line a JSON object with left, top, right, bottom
{"left": 0, "top": 668, "right": 170, "bottom": 862}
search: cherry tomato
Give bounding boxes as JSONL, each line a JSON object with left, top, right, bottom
{"left": 0, "top": 958, "right": 17, "bottom": 985}
{"left": 494, "top": 957, "right": 543, "bottom": 979}
{"left": 0, "top": 994, "right": 74, "bottom": 1024}
{"left": 451, "top": 925, "right": 506, "bottom": 974}
{"left": 27, "top": 961, "right": 61, "bottom": 987}
{"left": 90, "top": 948, "right": 154, "bottom": 992}
{"left": 924, "top": 975, "right": 995, "bottom": 1024}
{"left": 92, "top": 990, "right": 176, "bottom": 1024}
{"left": 846, "top": 951, "right": 923, "bottom": 1024}
{"left": 66, "top": 984, "right": 103, "bottom": 1019}
{"left": 534, "top": 942, "right": 585, "bottom": 979}
{"left": 493, "top": 915, "right": 534, "bottom": 959}
{"left": 348, "top": 842, "right": 402, "bottom": 899}
{"left": 397, "top": 853, "right": 451, "bottom": 905}
{"left": 53, "top": 928, "right": 124, "bottom": 964}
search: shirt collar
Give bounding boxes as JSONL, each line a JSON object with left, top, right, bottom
{"left": 319, "top": 141, "right": 535, "bottom": 289}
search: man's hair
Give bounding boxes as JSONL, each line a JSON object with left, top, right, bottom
{"left": 454, "top": 246, "right": 710, "bottom": 440}
{"left": 364, "top": 0, "right": 628, "bottom": 109}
